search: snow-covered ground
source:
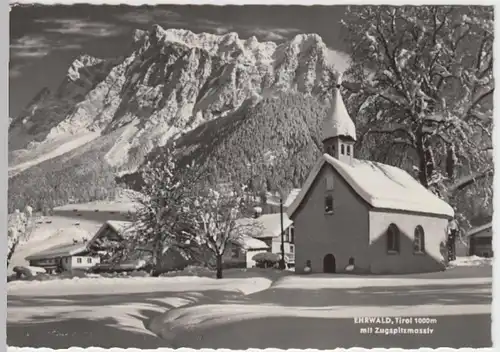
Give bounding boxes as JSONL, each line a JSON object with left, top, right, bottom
{"left": 152, "top": 302, "right": 491, "bottom": 338}
{"left": 8, "top": 275, "right": 272, "bottom": 340}
{"left": 7, "top": 265, "right": 492, "bottom": 348}
{"left": 272, "top": 275, "right": 492, "bottom": 290}
{"left": 8, "top": 275, "right": 273, "bottom": 296}
{"left": 148, "top": 273, "right": 491, "bottom": 341}
{"left": 449, "top": 256, "right": 493, "bottom": 267}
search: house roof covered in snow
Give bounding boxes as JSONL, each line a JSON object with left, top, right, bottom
{"left": 235, "top": 213, "right": 293, "bottom": 239}
{"left": 53, "top": 201, "right": 139, "bottom": 214}
{"left": 106, "top": 220, "right": 135, "bottom": 234}
{"left": 25, "top": 242, "right": 89, "bottom": 261}
{"left": 231, "top": 235, "right": 269, "bottom": 250}
{"left": 322, "top": 78, "right": 357, "bottom": 141}
{"left": 284, "top": 189, "right": 301, "bottom": 208}
{"left": 466, "top": 222, "right": 492, "bottom": 237}
{"left": 88, "top": 220, "right": 136, "bottom": 245}
{"left": 287, "top": 153, "right": 455, "bottom": 219}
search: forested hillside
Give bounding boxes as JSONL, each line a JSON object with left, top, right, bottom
{"left": 119, "top": 91, "right": 329, "bottom": 195}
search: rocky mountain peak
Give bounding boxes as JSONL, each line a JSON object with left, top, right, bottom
{"left": 10, "top": 26, "right": 346, "bottom": 176}
{"left": 67, "top": 54, "right": 105, "bottom": 81}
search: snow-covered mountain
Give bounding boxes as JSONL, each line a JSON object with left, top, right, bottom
{"left": 8, "top": 25, "right": 350, "bottom": 213}
{"left": 9, "top": 25, "right": 344, "bottom": 175}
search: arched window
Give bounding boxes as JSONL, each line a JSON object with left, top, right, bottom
{"left": 348, "top": 257, "right": 355, "bottom": 265}
{"left": 413, "top": 225, "right": 425, "bottom": 253}
{"left": 346, "top": 145, "right": 351, "bottom": 156}
{"left": 341, "top": 144, "right": 345, "bottom": 155}
{"left": 325, "top": 194, "right": 334, "bottom": 214}
{"left": 387, "top": 223, "right": 400, "bottom": 253}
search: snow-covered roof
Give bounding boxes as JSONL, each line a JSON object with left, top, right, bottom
{"left": 466, "top": 222, "right": 492, "bottom": 237}
{"left": 231, "top": 235, "right": 269, "bottom": 250}
{"left": 106, "top": 220, "right": 135, "bottom": 234}
{"left": 322, "top": 80, "right": 357, "bottom": 141}
{"left": 287, "top": 154, "right": 454, "bottom": 219}
{"left": 88, "top": 220, "right": 136, "bottom": 245}
{"left": 284, "top": 189, "right": 301, "bottom": 208}
{"left": 235, "top": 213, "right": 293, "bottom": 238}
{"left": 53, "top": 201, "right": 139, "bottom": 214}
{"left": 25, "top": 242, "right": 89, "bottom": 261}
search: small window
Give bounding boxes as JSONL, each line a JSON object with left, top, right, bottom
{"left": 290, "top": 226, "right": 295, "bottom": 244}
{"left": 387, "top": 224, "right": 400, "bottom": 253}
{"left": 348, "top": 257, "right": 355, "bottom": 265}
{"left": 263, "top": 238, "right": 273, "bottom": 247}
{"left": 346, "top": 145, "right": 351, "bottom": 156}
{"left": 231, "top": 248, "right": 239, "bottom": 258}
{"left": 325, "top": 174, "right": 334, "bottom": 191}
{"left": 325, "top": 194, "right": 334, "bottom": 214}
{"left": 290, "top": 244, "right": 295, "bottom": 253}
{"left": 87, "top": 258, "right": 92, "bottom": 263}
{"left": 341, "top": 144, "right": 345, "bottom": 155}
{"left": 413, "top": 225, "right": 425, "bottom": 253}
{"left": 77, "top": 258, "right": 82, "bottom": 263}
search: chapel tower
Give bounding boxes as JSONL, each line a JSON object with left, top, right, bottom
{"left": 321, "top": 75, "right": 357, "bottom": 165}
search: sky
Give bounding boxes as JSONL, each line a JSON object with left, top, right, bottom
{"left": 9, "top": 4, "right": 348, "bottom": 118}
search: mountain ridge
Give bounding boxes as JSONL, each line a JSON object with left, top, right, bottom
{"left": 9, "top": 25, "right": 347, "bottom": 212}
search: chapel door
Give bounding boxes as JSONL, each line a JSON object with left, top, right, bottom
{"left": 323, "top": 254, "right": 336, "bottom": 273}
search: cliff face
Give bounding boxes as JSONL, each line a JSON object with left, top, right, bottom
{"left": 9, "top": 25, "right": 341, "bottom": 175}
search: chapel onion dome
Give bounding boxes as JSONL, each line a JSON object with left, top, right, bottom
{"left": 321, "top": 74, "right": 357, "bottom": 142}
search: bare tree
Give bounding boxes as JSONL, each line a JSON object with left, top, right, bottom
{"left": 340, "top": 5, "right": 493, "bottom": 227}
{"left": 186, "top": 181, "right": 259, "bottom": 279}
{"left": 7, "top": 206, "right": 37, "bottom": 267}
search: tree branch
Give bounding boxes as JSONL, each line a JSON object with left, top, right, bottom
{"left": 375, "top": 16, "right": 410, "bottom": 103}
{"left": 450, "top": 168, "right": 494, "bottom": 194}
{"left": 465, "top": 88, "right": 494, "bottom": 120}
{"left": 363, "top": 124, "right": 416, "bottom": 145}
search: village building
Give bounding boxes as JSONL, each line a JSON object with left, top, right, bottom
{"left": 236, "top": 211, "right": 295, "bottom": 268}
{"left": 223, "top": 235, "right": 270, "bottom": 269}
{"left": 25, "top": 221, "right": 139, "bottom": 273}
{"left": 25, "top": 216, "right": 272, "bottom": 273}
{"left": 287, "top": 77, "right": 455, "bottom": 275}
{"left": 25, "top": 242, "right": 101, "bottom": 274}
{"left": 466, "top": 222, "right": 493, "bottom": 257}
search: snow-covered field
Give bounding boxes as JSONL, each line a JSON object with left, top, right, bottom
{"left": 449, "top": 256, "right": 493, "bottom": 267}
{"left": 8, "top": 275, "right": 273, "bottom": 296}
{"left": 8, "top": 275, "right": 272, "bottom": 340}
{"left": 7, "top": 265, "right": 492, "bottom": 348}
{"left": 272, "top": 275, "right": 492, "bottom": 290}
{"left": 151, "top": 302, "right": 491, "bottom": 338}
{"left": 148, "top": 273, "right": 492, "bottom": 341}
